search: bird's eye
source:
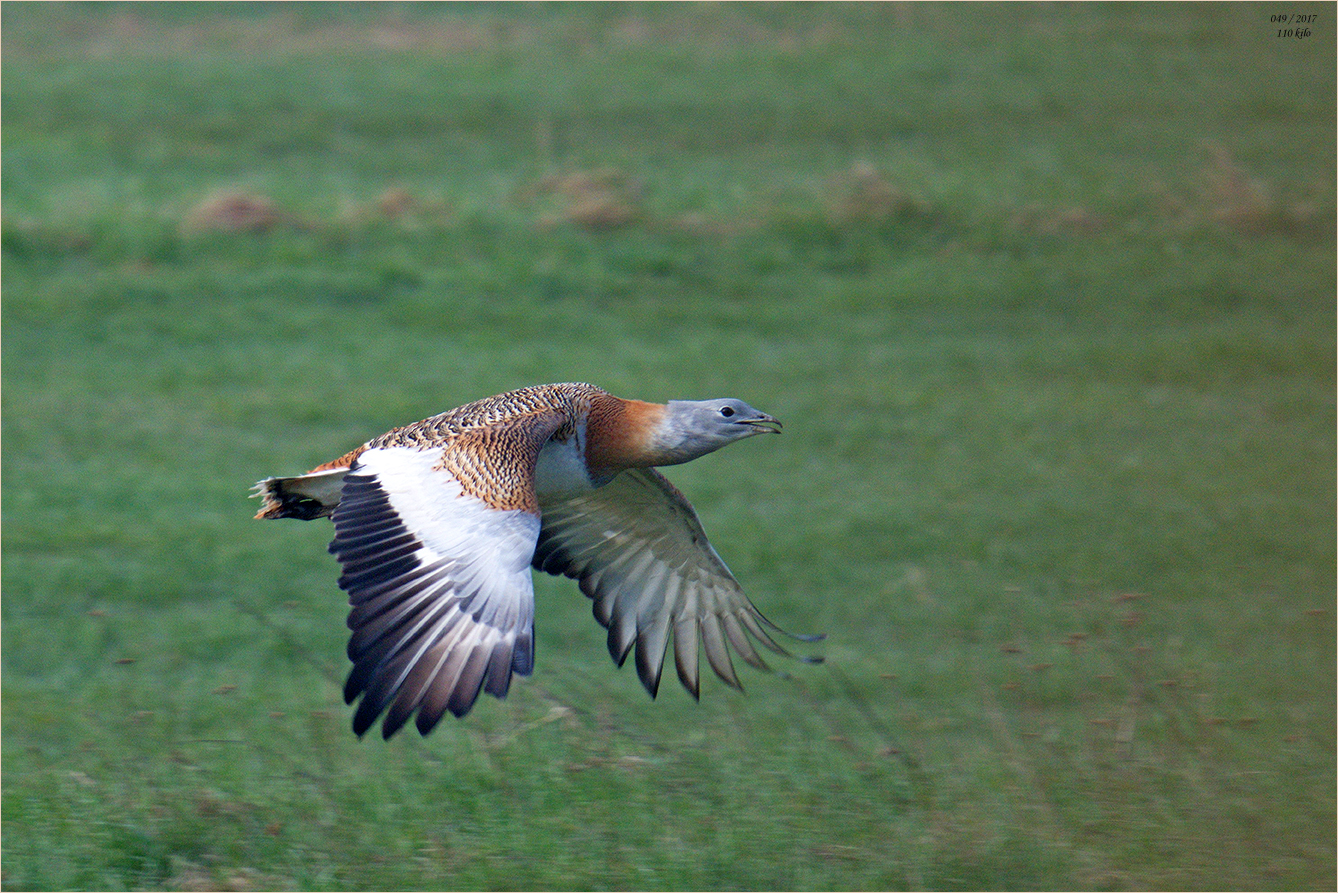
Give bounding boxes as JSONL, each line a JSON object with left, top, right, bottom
{"left": 720, "top": 406, "right": 735, "bottom": 418}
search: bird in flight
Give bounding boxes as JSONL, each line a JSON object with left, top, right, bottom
{"left": 254, "top": 382, "right": 821, "bottom": 738}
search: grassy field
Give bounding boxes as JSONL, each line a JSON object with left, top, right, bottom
{"left": 3, "top": 3, "right": 1334, "bottom": 889}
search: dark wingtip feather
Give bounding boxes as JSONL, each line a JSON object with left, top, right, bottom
{"left": 381, "top": 709, "right": 412, "bottom": 740}
{"left": 636, "top": 646, "right": 664, "bottom": 699}
{"left": 446, "top": 697, "right": 478, "bottom": 721}
{"left": 415, "top": 707, "right": 449, "bottom": 737}
{"left": 607, "top": 629, "right": 634, "bottom": 668}
{"left": 715, "top": 667, "right": 745, "bottom": 694}
{"left": 512, "top": 630, "right": 535, "bottom": 676}
{"left": 343, "top": 669, "right": 363, "bottom": 705}
{"left": 673, "top": 632, "right": 700, "bottom": 701}
{"left": 485, "top": 646, "right": 515, "bottom": 698}
{"left": 352, "top": 702, "right": 377, "bottom": 738}
{"left": 754, "top": 609, "right": 826, "bottom": 644}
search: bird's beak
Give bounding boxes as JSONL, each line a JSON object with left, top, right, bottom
{"left": 744, "top": 414, "right": 782, "bottom": 434}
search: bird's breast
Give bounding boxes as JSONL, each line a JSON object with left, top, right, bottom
{"left": 534, "top": 436, "right": 596, "bottom": 502}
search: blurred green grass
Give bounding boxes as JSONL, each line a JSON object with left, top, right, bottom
{"left": 3, "top": 3, "right": 1334, "bottom": 890}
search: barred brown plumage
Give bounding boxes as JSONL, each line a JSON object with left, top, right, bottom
{"left": 253, "top": 382, "right": 821, "bottom": 738}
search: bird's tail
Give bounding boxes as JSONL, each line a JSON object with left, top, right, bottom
{"left": 252, "top": 467, "right": 349, "bottom": 520}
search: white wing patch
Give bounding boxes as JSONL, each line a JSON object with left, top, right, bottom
{"left": 330, "top": 447, "right": 540, "bottom": 738}
{"left": 532, "top": 467, "right": 822, "bottom": 699}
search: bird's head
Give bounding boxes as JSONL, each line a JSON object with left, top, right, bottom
{"left": 648, "top": 398, "right": 782, "bottom": 465}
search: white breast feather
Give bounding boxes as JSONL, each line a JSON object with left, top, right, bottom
{"left": 534, "top": 435, "right": 595, "bottom": 503}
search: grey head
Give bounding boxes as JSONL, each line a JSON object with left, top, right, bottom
{"left": 650, "top": 398, "right": 782, "bottom": 466}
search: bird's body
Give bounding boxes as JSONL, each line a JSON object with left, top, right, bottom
{"left": 254, "top": 382, "right": 819, "bottom": 738}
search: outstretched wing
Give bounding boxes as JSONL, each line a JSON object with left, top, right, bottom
{"left": 330, "top": 411, "right": 564, "bottom": 739}
{"left": 532, "top": 467, "right": 822, "bottom": 699}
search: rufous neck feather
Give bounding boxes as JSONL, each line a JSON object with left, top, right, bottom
{"left": 584, "top": 395, "right": 671, "bottom": 476}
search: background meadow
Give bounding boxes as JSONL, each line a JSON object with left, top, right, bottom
{"left": 3, "top": 3, "right": 1334, "bottom": 889}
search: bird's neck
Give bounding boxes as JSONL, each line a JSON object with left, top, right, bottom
{"left": 584, "top": 395, "right": 691, "bottom": 476}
